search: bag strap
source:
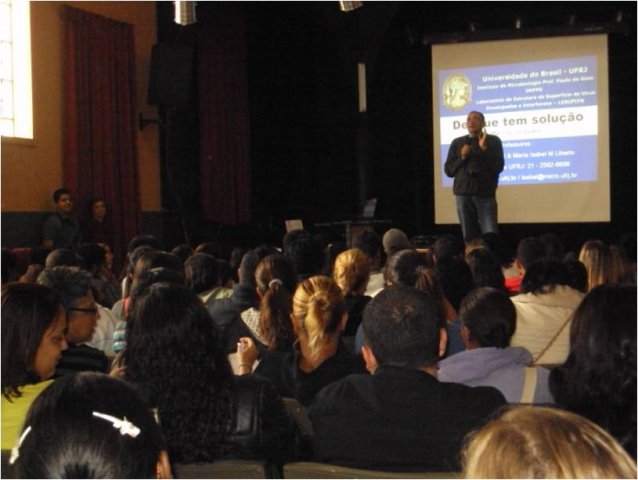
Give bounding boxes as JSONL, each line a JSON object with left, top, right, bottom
{"left": 521, "top": 367, "right": 537, "bottom": 403}
{"left": 532, "top": 315, "right": 571, "bottom": 365}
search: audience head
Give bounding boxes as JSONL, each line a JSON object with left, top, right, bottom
{"left": 292, "top": 276, "right": 346, "bottom": 360}
{"left": 170, "top": 244, "right": 193, "bottom": 264}
{"left": 45, "top": 249, "right": 79, "bottom": 269}
{"left": 1, "top": 248, "right": 18, "bottom": 284}
{"left": 284, "top": 233, "right": 324, "bottom": 279}
{"left": 282, "top": 228, "right": 311, "bottom": 253}
{"left": 13, "top": 372, "right": 170, "bottom": 479}
{"left": 124, "top": 282, "right": 233, "bottom": 463}
{"left": 465, "top": 247, "right": 506, "bottom": 291}
{"left": 229, "top": 247, "right": 249, "bottom": 283}
{"left": 127, "top": 235, "right": 161, "bottom": 254}
{"left": 362, "top": 285, "right": 444, "bottom": 371}
{"left": 462, "top": 406, "right": 637, "bottom": 479}
{"left": 2, "top": 283, "right": 66, "bottom": 398}
{"left": 237, "top": 245, "right": 278, "bottom": 287}
{"left": 37, "top": 266, "right": 98, "bottom": 344}
{"left": 563, "top": 258, "right": 588, "bottom": 293}
{"left": 432, "top": 234, "right": 464, "bottom": 261}
{"left": 352, "top": 230, "right": 383, "bottom": 267}
{"left": 88, "top": 197, "right": 107, "bottom": 221}
{"left": 255, "top": 254, "right": 297, "bottom": 351}
{"left": 519, "top": 259, "right": 571, "bottom": 295}
{"left": 76, "top": 243, "right": 107, "bottom": 277}
{"left": 184, "top": 253, "right": 220, "bottom": 294}
{"left": 515, "top": 236, "right": 545, "bottom": 272}
{"left": 194, "top": 241, "right": 223, "bottom": 259}
{"left": 549, "top": 285, "right": 636, "bottom": 454}
{"left": 384, "top": 248, "right": 429, "bottom": 288}
{"left": 539, "top": 232, "right": 565, "bottom": 261}
{"left": 459, "top": 287, "right": 516, "bottom": 349}
{"left": 382, "top": 228, "right": 412, "bottom": 257}
{"left": 133, "top": 251, "right": 184, "bottom": 283}
{"left": 52, "top": 188, "right": 73, "bottom": 214}
{"left": 128, "top": 267, "right": 186, "bottom": 325}
{"left": 332, "top": 248, "right": 370, "bottom": 296}
{"left": 481, "top": 232, "right": 514, "bottom": 267}
{"left": 434, "top": 255, "right": 474, "bottom": 311}
{"left": 578, "top": 239, "right": 620, "bottom": 291}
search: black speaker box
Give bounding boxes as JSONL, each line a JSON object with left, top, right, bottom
{"left": 147, "top": 43, "right": 194, "bottom": 107}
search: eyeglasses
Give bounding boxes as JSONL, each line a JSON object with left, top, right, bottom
{"left": 68, "top": 306, "right": 99, "bottom": 314}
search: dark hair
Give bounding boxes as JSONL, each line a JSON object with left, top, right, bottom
{"left": 171, "top": 244, "right": 193, "bottom": 264}
{"left": 539, "top": 233, "right": 565, "bottom": 261}
{"left": 52, "top": 188, "right": 71, "bottom": 203}
{"left": 77, "top": 243, "right": 107, "bottom": 274}
{"left": 120, "top": 245, "right": 157, "bottom": 297}
{"left": 432, "top": 234, "right": 464, "bottom": 261}
{"left": 133, "top": 251, "right": 184, "bottom": 283}
{"left": 284, "top": 234, "right": 323, "bottom": 279}
{"left": 1, "top": 248, "right": 18, "bottom": 284}
{"left": 435, "top": 255, "right": 475, "bottom": 311}
{"left": 481, "top": 232, "right": 514, "bottom": 267}
{"left": 194, "top": 241, "right": 223, "bottom": 259}
{"left": 362, "top": 285, "right": 442, "bottom": 368}
{"left": 516, "top": 237, "right": 545, "bottom": 270}
{"left": 519, "top": 260, "right": 571, "bottom": 294}
{"left": 124, "top": 283, "right": 233, "bottom": 463}
{"left": 184, "top": 253, "right": 220, "bottom": 294}
{"left": 459, "top": 287, "right": 516, "bottom": 348}
{"left": 37, "top": 266, "right": 93, "bottom": 312}
{"left": 465, "top": 247, "right": 506, "bottom": 291}
{"left": 2, "top": 283, "right": 61, "bottom": 399}
{"left": 564, "top": 259, "right": 588, "bottom": 293}
{"left": 45, "top": 249, "right": 80, "bottom": 269}
{"left": 14, "top": 372, "right": 166, "bottom": 479}
{"left": 469, "top": 110, "right": 485, "bottom": 122}
{"left": 127, "top": 235, "right": 161, "bottom": 254}
{"left": 282, "top": 229, "right": 311, "bottom": 253}
{"left": 549, "top": 285, "right": 636, "bottom": 454}
{"left": 127, "top": 267, "right": 186, "bottom": 325}
{"left": 352, "top": 230, "right": 382, "bottom": 261}
{"left": 237, "top": 245, "right": 279, "bottom": 287}
{"left": 229, "top": 247, "right": 249, "bottom": 283}
{"left": 384, "top": 249, "right": 429, "bottom": 287}
{"left": 255, "top": 254, "right": 297, "bottom": 351}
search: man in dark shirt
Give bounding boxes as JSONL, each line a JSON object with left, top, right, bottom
{"left": 444, "top": 111, "right": 504, "bottom": 242}
{"left": 309, "top": 284, "right": 506, "bottom": 472}
{"left": 38, "top": 266, "right": 109, "bottom": 376}
{"left": 42, "top": 188, "right": 82, "bottom": 250}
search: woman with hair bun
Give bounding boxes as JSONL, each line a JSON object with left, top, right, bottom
{"left": 10, "top": 372, "right": 171, "bottom": 479}
{"left": 237, "top": 276, "right": 367, "bottom": 406}
{"left": 332, "top": 248, "right": 371, "bottom": 337}
{"left": 1, "top": 283, "right": 67, "bottom": 449}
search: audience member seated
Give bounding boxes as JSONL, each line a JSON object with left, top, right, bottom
{"left": 438, "top": 287, "right": 554, "bottom": 404}
{"left": 465, "top": 247, "right": 506, "bottom": 291}
{"left": 77, "top": 243, "right": 120, "bottom": 308}
{"left": 481, "top": 231, "right": 518, "bottom": 279}
{"left": 352, "top": 230, "right": 385, "bottom": 297}
{"left": 539, "top": 232, "right": 566, "bottom": 261}
{"left": 310, "top": 284, "right": 506, "bottom": 472}
{"left": 38, "top": 267, "right": 109, "bottom": 376}
{"left": 284, "top": 230, "right": 325, "bottom": 281}
{"left": 10, "top": 372, "right": 171, "bottom": 479}
{"left": 111, "top": 245, "right": 156, "bottom": 323}
{"left": 549, "top": 285, "right": 636, "bottom": 458}
{"left": 462, "top": 406, "right": 637, "bottom": 478}
{"left": 45, "top": 248, "right": 79, "bottom": 269}
{"left": 80, "top": 197, "right": 113, "bottom": 247}
{"left": 42, "top": 188, "right": 82, "bottom": 250}
{"left": 579, "top": 239, "right": 634, "bottom": 291}
{"left": 223, "top": 254, "right": 297, "bottom": 354}
{"left": 117, "top": 234, "right": 161, "bottom": 299}
{"left": 184, "top": 253, "right": 230, "bottom": 305}
{"left": 207, "top": 245, "right": 278, "bottom": 337}
{"left": 236, "top": 276, "right": 367, "bottom": 406}
{"left": 509, "top": 260, "right": 584, "bottom": 366}
{"left": 17, "top": 247, "right": 50, "bottom": 283}
{"left": 332, "top": 248, "right": 371, "bottom": 337}
{"left": 1, "top": 283, "right": 67, "bottom": 449}
{"left": 122, "top": 283, "right": 300, "bottom": 467}
{"left": 171, "top": 243, "right": 193, "bottom": 264}
{"left": 194, "top": 240, "right": 224, "bottom": 258}
{"left": 229, "top": 246, "right": 249, "bottom": 283}
{"left": 431, "top": 233, "right": 464, "bottom": 261}
{"left": 504, "top": 236, "right": 545, "bottom": 295}
{"left": 381, "top": 228, "right": 413, "bottom": 258}
{"left": 563, "top": 257, "right": 589, "bottom": 293}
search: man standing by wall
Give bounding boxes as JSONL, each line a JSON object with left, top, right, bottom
{"left": 42, "top": 188, "right": 82, "bottom": 250}
{"left": 445, "top": 111, "right": 504, "bottom": 242}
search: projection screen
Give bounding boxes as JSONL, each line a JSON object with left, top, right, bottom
{"left": 432, "top": 34, "right": 610, "bottom": 224}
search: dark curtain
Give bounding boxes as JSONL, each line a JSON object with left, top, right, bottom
{"left": 62, "top": 7, "right": 141, "bottom": 270}
{"left": 198, "top": 6, "right": 251, "bottom": 225}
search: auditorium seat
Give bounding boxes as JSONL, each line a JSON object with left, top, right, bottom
{"left": 172, "top": 459, "right": 269, "bottom": 479}
{"left": 283, "top": 461, "right": 462, "bottom": 479}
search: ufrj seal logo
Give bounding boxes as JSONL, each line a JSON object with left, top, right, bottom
{"left": 442, "top": 74, "right": 472, "bottom": 111}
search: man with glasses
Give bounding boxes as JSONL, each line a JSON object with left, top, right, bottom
{"left": 38, "top": 266, "right": 108, "bottom": 376}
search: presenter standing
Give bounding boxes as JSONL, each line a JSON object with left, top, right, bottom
{"left": 445, "top": 111, "right": 504, "bottom": 242}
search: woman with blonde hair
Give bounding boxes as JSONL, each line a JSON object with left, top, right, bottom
{"left": 237, "top": 275, "right": 366, "bottom": 406}
{"left": 462, "top": 406, "right": 637, "bottom": 478}
{"left": 579, "top": 239, "right": 633, "bottom": 291}
{"left": 332, "top": 248, "right": 371, "bottom": 337}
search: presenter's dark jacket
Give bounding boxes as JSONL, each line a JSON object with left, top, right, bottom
{"left": 444, "top": 134, "right": 504, "bottom": 197}
{"left": 309, "top": 365, "right": 506, "bottom": 472}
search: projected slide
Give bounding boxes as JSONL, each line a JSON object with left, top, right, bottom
{"left": 439, "top": 56, "right": 597, "bottom": 187}
{"left": 431, "top": 35, "right": 610, "bottom": 224}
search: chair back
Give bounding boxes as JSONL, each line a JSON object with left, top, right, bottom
{"left": 283, "top": 461, "right": 462, "bottom": 479}
{"left": 282, "top": 397, "right": 313, "bottom": 437}
{"left": 173, "top": 459, "right": 268, "bottom": 479}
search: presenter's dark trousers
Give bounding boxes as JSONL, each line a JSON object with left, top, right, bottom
{"left": 455, "top": 195, "right": 498, "bottom": 242}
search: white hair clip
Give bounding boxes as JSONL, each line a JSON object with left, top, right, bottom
{"left": 9, "top": 425, "right": 32, "bottom": 465}
{"left": 92, "top": 411, "right": 141, "bottom": 438}
{"left": 269, "top": 278, "right": 283, "bottom": 288}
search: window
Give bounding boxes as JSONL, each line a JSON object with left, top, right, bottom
{"left": 0, "top": 0, "right": 33, "bottom": 139}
